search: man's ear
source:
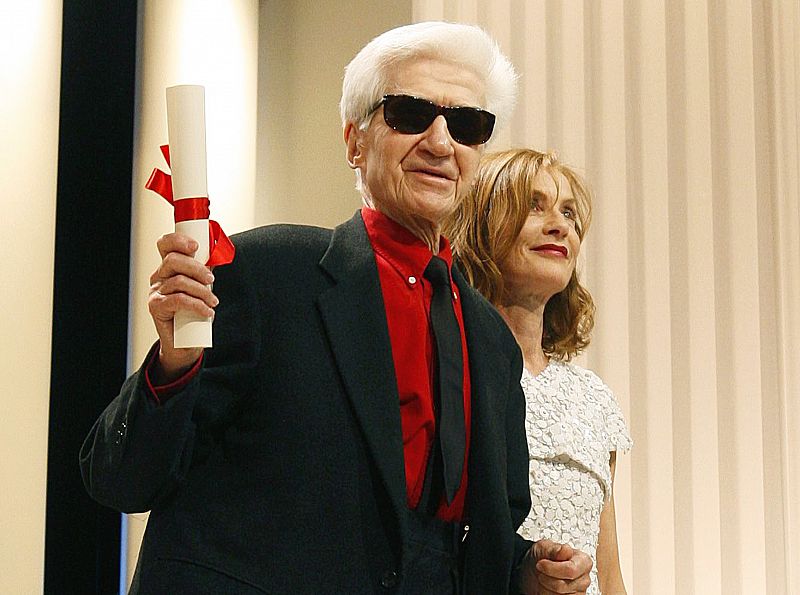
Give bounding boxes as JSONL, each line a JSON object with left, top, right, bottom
{"left": 344, "top": 122, "right": 363, "bottom": 170}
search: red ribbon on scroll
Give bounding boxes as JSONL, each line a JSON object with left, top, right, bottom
{"left": 145, "top": 145, "right": 235, "bottom": 266}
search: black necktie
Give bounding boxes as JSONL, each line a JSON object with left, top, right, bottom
{"left": 424, "top": 255, "right": 466, "bottom": 504}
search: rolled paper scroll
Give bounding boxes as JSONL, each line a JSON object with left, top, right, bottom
{"left": 146, "top": 85, "right": 235, "bottom": 348}
{"left": 166, "top": 85, "right": 212, "bottom": 347}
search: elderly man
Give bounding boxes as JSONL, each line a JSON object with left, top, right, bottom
{"left": 81, "top": 21, "right": 591, "bottom": 594}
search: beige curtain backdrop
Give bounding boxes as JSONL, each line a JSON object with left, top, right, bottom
{"left": 0, "top": 3, "right": 62, "bottom": 593}
{"left": 412, "top": 0, "right": 800, "bottom": 593}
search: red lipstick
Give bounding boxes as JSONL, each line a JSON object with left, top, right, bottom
{"left": 533, "top": 244, "right": 568, "bottom": 257}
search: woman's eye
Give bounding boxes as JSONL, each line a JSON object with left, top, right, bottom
{"left": 562, "top": 208, "right": 576, "bottom": 219}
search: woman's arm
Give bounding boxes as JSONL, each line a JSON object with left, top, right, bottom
{"left": 596, "top": 451, "right": 628, "bottom": 594}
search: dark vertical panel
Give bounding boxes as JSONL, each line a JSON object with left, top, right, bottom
{"left": 46, "top": 1, "right": 137, "bottom": 592}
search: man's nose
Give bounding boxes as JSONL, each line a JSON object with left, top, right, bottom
{"left": 419, "top": 115, "right": 454, "bottom": 155}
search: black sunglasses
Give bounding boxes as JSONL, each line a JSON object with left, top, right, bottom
{"left": 371, "top": 94, "right": 496, "bottom": 145}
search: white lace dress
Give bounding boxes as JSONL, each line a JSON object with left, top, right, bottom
{"left": 518, "top": 360, "right": 632, "bottom": 595}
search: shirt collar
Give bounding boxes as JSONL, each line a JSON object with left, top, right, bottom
{"left": 361, "top": 206, "right": 455, "bottom": 283}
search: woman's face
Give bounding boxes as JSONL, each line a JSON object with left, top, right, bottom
{"left": 497, "top": 168, "right": 581, "bottom": 306}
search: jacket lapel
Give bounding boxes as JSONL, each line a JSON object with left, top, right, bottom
{"left": 454, "top": 265, "right": 510, "bottom": 414}
{"left": 453, "top": 267, "right": 511, "bottom": 508}
{"left": 316, "top": 212, "right": 408, "bottom": 535}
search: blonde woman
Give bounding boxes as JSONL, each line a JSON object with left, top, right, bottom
{"left": 447, "top": 149, "right": 632, "bottom": 594}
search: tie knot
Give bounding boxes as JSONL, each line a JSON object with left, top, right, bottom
{"left": 424, "top": 255, "right": 451, "bottom": 289}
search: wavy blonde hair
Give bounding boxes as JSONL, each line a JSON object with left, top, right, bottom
{"left": 446, "top": 148, "right": 596, "bottom": 360}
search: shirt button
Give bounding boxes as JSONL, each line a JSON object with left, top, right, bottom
{"left": 408, "top": 276, "right": 417, "bottom": 285}
{"left": 380, "top": 570, "right": 398, "bottom": 588}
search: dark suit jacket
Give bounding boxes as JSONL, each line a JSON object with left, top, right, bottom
{"left": 81, "top": 211, "right": 531, "bottom": 594}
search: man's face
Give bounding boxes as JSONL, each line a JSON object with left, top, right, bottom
{"left": 346, "top": 57, "right": 485, "bottom": 231}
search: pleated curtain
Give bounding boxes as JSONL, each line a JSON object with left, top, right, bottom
{"left": 411, "top": 1, "right": 800, "bottom": 593}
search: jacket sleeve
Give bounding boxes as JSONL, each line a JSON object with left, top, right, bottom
{"left": 79, "top": 235, "right": 262, "bottom": 513}
{"left": 506, "top": 344, "right": 534, "bottom": 592}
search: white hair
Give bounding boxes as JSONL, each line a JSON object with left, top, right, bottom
{"left": 340, "top": 21, "right": 518, "bottom": 135}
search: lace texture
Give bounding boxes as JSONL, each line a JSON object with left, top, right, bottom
{"left": 518, "top": 360, "right": 632, "bottom": 595}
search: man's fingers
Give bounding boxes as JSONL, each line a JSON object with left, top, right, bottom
{"left": 149, "top": 291, "right": 216, "bottom": 321}
{"left": 531, "top": 541, "right": 592, "bottom": 593}
{"left": 148, "top": 234, "right": 219, "bottom": 349}
{"left": 534, "top": 539, "right": 574, "bottom": 563}
{"left": 152, "top": 252, "right": 214, "bottom": 286}
{"left": 156, "top": 232, "right": 199, "bottom": 260}
{"left": 149, "top": 281, "right": 217, "bottom": 320}
{"left": 152, "top": 274, "right": 218, "bottom": 306}
{"left": 552, "top": 543, "right": 573, "bottom": 562}
{"left": 536, "top": 556, "right": 583, "bottom": 579}
{"left": 535, "top": 569, "right": 589, "bottom": 594}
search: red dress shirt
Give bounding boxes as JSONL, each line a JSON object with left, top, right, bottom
{"left": 362, "top": 207, "right": 471, "bottom": 522}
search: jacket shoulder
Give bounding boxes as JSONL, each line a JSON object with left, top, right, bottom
{"left": 212, "top": 224, "right": 334, "bottom": 290}
{"left": 232, "top": 223, "right": 333, "bottom": 256}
